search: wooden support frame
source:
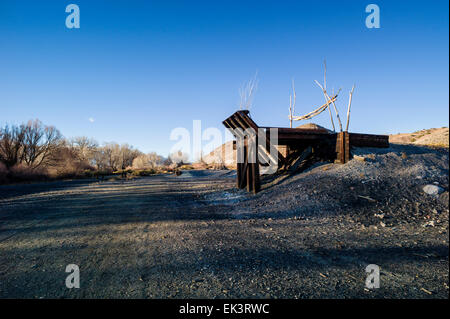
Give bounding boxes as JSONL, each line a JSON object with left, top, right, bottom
{"left": 223, "top": 110, "right": 388, "bottom": 194}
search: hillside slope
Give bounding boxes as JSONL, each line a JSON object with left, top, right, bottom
{"left": 390, "top": 127, "right": 449, "bottom": 148}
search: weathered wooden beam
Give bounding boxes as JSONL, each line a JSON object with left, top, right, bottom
{"left": 349, "top": 133, "right": 389, "bottom": 148}
{"left": 236, "top": 111, "right": 259, "bottom": 131}
{"left": 236, "top": 162, "right": 242, "bottom": 188}
{"left": 335, "top": 131, "right": 350, "bottom": 164}
{"left": 239, "top": 143, "right": 249, "bottom": 189}
{"left": 265, "top": 127, "right": 332, "bottom": 135}
{"left": 344, "top": 132, "right": 350, "bottom": 163}
{"left": 246, "top": 162, "right": 253, "bottom": 192}
{"left": 232, "top": 113, "right": 253, "bottom": 131}
{"left": 288, "top": 146, "right": 313, "bottom": 172}
{"left": 252, "top": 162, "right": 260, "bottom": 193}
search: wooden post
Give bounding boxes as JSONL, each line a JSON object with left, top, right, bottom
{"left": 252, "top": 161, "right": 260, "bottom": 193}
{"left": 246, "top": 135, "right": 255, "bottom": 193}
{"left": 344, "top": 131, "right": 350, "bottom": 163}
{"left": 236, "top": 162, "right": 242, "bottom": 188}
{"left": 251, "top": 134, "right": 261, "bottom": 193}
{"left": 240, "top": 142, "right": 248, "bottom": 189}
{"left": 336, "top": 131, "right": 350, "bottom": 164}
{"left": 246, "top": 162, "right": 253, "bottom": 192}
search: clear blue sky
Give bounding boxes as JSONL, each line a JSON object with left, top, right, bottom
{"left": 1, "top": 0, "right": 448, "bottom": 157}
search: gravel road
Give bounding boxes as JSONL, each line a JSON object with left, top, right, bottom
{"left": 0, "top": 144, "right": 448, "bottom": 298}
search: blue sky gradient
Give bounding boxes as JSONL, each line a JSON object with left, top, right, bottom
{"left": 0, "top": 0, "right": 448, "bottom": 156}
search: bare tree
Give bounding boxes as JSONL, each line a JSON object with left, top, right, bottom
{"left": 132, "top": 152, "right": 164, "bottom": 169}
{"left": 70, "top": 136, "right": 98, "bottom": 163}
{"left": 92, "top": 147, "right": 109, "bottom": 171}
{"left": 0, "top": 124, "right": 26, "bottom": 168}
{"left": 94, "top": 142, "right": 141, "bottom": 171}
{"left": 22, "top": 120, "right": 62, "bottom": 169}
{"left": 120, "top": 143, "right": 141, "bottom": 168}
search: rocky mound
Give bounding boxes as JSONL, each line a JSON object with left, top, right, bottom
{"left": 296, "top": 123, "right": 332, "bottom": 133}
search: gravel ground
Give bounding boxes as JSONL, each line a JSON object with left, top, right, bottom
{"left": 0, "top": 144, "right": 448, "bottom": 298}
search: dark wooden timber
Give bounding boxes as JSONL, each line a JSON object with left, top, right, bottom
{"left": 223, "top": 111, "right": 389, "bottom": 194}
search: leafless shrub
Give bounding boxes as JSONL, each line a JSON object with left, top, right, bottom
{"left": 9, "top": 163, "right": 48, "bottom": 182}
{"left": 239, "top": 72, "right": 258, "bottom": 110}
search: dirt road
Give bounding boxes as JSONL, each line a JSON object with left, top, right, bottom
{"left": 0, "top": 165, "right": 448, "bottom": 298}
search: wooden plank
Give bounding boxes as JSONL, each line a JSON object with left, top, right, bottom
{"left": 239, "top": 143, "right": 248, "bottom": 189}
{"left": 335, "top": 132, "right": 350, "bottom": 164}
{"left": 267, "top": 127, "right": 332, "bottom": 135}
{"left": 236, "top": 162, "right": 242, "bottom": 188}
{"left": 349, "top": 133, "right": 389, "bottom": 148}
{"left": 252, "top": 162, "right": 260, "bottom": 193}
{"left": 222, "top": 119, "right": 233, "bottom": 129}
{"left": 335, "top": 132, "right": 343, "bottom": 164}
{"left": 232, "top": 113, "right": 253, "bottom": 131}
{"left": 258, "top": 128, "right": 287, "bottom": 166}
{"left": 288, "top": 146, "right": 313, "bottom": 172}
{"left": 252, "top": 135, "right": 261, "bottom": 193}
{"left": 276, "top": 132, "right": 336, "bottom": 142}
{"left": 226, "top": 117, "right": 245, "bottom": 137}
{"left": 247, "top": 162, "right": 253, "bottom": 192}
{"left": 236, "top": 111, "right": 259, "bottom": 131}
{"left": 344, "top": 131, "right": 350, "bottom": 163}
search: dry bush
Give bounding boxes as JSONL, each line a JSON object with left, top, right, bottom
{"left": 132, "top": 152, "right": 164, "bottom": 170}
{"left": 8, "top": 164, "right": 48, "bottom": 182}
{"left": 0, "top": 119, "right": 163, "bottom": 184}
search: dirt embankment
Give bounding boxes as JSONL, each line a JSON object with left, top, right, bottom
{"left": 390, "top": 127, "right": 449, "bottom": 148}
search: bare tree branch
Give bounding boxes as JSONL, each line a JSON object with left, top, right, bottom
{"left": 239, "top": 72, "right": 258, "bottom": 110}
{"left": 345, "top": 84, "right": 355, "bottom": 132}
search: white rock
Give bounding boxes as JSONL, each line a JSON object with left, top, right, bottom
{"left": 422, "top": 220, "right": 435, "bottom": 227}
{"left": 423, "top": 184, "right": 444, "bottom": 196}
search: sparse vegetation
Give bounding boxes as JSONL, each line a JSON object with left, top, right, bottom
{"left": 0, "top": 119, "right": 179, "bottom": 184}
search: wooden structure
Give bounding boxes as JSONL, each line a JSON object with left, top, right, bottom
{"left": 223, "top": 110, "right": 389, "bottom": 193}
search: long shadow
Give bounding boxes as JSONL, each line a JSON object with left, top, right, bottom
{"left": 1, "top": 241, "right": 447, "bottom": 298}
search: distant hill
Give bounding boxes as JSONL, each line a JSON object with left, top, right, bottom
{"left": 202, "top": 140, "right": 236, "bottom": 168}
{"left": 389, "top": 127, "right": 449, "bottom": 148}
